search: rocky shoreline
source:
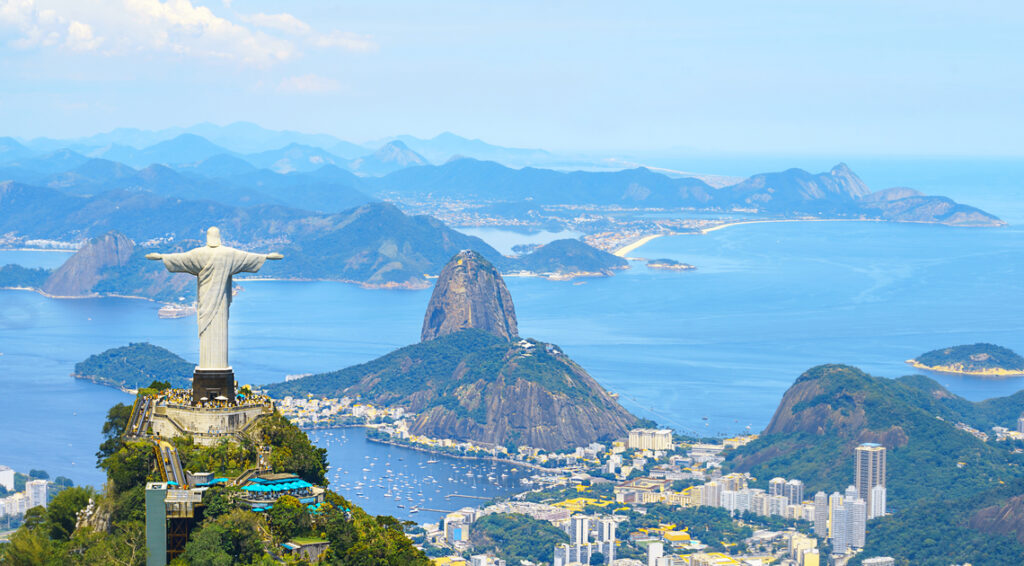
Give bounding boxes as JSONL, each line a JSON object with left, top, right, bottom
{"left": 905, "top": 359, "right": 1024, "bottom": 377}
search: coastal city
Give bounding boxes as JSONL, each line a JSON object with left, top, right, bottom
{"left": 273, "top": 394, "right": 903, "bottom": 565}
{"left": 2, "top": 3, "right": 1022, "bottom": 563}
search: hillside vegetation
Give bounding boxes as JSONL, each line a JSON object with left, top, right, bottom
{"left": 265, "top": 329, "right": 636, "bottom": 451}
{"left": 727, "top": 364, "right": 1024, "bottom": 565}
{"left": 73, "top": 342, "right": 193, "bottom": 390}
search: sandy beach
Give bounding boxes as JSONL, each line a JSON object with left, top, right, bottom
{"left": 613, "top": 234, "right": 664, "bottom": 257}
{"left": 700, "top": 218, "right": 887, "bottom": 235}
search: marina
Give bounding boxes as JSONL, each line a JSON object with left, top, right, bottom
{"left": 306, "top": 427, "right": 532, "bottom": 523}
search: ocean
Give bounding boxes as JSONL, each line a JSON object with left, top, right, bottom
{"left": 1, "top": 158, "right": 1022, "bottom": 521}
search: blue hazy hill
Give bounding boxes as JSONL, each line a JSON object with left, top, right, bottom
{"left": 385, "top": 131, "right": 552, "bottom": 166}
{"left": 0, "top": 136, "right": 37, "bottom": 163}
{"left": 348, "top": 140, "right": 429, "bottom": 176}
{"left": 244, "top": 142, "right": 349, "bottom": 173}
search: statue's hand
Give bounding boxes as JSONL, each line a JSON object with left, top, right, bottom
{"left": 145, "top": 253, "right": 163, "bottom": 260}
{"left": 266, "top": 252, "right": 284, "bottom": 260}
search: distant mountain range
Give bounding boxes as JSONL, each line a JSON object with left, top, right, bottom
{"left": 0, "top": 125, "right": 1006, "bottom": 226}
{"left": 0, "top": 193, "right": 627, "bottom": 294}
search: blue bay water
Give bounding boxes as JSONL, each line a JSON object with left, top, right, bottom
{"left": 2, "top": 207, "right": 1023, "bottom": 510}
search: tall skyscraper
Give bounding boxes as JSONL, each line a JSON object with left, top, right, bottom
{"left": 26, "top": 479, "right": 48, "bottom": 509}
{"left": 769, "top": 477, "right": 787, "bottom": 497}
{"left": 813, "top": 491, "right": 828, "bottom": 537}
{"left": 596, "top": 517, "right": 616, "bottom": 542}
{"left": 570, "top": 515, "right": 590, "bottom": 544}
{"left": 831, "top": 504, "right": 850, "bottom": 554}
{"left": 848, "top": 498, "right": 866, "bottom": 548}
{"left": 855, "top": 443, "right": 886, "bottom": 518}
{"left": 870, "top": 484, "right": 887, "bottom": 518}
{"left": 786, "top": 479, "right": 805, "bottom": 505}
{"left": 828, "top": 492, "right": 844, "bottom": 538}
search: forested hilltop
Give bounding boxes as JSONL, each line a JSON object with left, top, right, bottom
{"left": 0, "top": 388, "right": 428, "bottom": 565}
{"left": 72, "top": 343, "right": 193, "bottom": 391}
{"left": 726, "top": 364, "right": 1024, "bottom": 565}
{"left": 908, "top": 343, "right": 1024, "bottom": 376}
{"left": 265, "top": 329, "right": 637, "bottom": 451}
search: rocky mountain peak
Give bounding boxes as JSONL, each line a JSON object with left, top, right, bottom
{"left": 828, "top": 162, "right": 872, "bottom": 198}
{"left": 42, "top": 232, "right": 135, "bottom": 297}
{"left": 421, "top": 250, "right": 518, "bottom": 342}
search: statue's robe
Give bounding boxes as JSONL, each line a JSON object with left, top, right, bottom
{"left": 160, "top": 246, "right": 266, "bottom": 369}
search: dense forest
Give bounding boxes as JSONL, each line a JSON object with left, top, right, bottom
{"left": 72, "top": 342, "right": 194, "bottom": 390}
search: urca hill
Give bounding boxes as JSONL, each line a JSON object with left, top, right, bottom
{"left": 266, "top": 250, "right": 637, "bottom": 451}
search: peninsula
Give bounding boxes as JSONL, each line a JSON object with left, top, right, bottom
{"left": 907, "top": 343, "right": 1024, "bottom": 376}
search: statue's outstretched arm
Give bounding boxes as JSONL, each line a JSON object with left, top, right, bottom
{"left": 266, "top": 253, "right": 284, "bottom": 260}
{"left": 146, "top": 253, "right": 163, "bottom": 260}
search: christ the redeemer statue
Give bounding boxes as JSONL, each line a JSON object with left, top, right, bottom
{"left": 146, "top": 227, "right": 282, "bottom": 370}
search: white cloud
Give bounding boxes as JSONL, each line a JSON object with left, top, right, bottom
{"left": 0, "top": 1, "right": 376, "bottom": 65}
{"left": 1, "top": 0, "right": 67, "bottom": 48}
{"left": 0, "top": 0, "right": 296, "bottom": 65}
{"left": 118, "top": 0, "right": 295, "bottom": 65}
{"left": 241, "top": 11, "right": 310, "bottom": 36}
{"left": 313, "top": 30, "right": 375, "bottom": 52}
{"left": 65, "top": 20, "right": 100, "bottom": 51}
{"left": 277, "top": 73, "right": 341, "bottom": 94}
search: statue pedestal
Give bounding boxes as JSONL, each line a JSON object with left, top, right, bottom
{"left": 192, "top": 368, "right": 236, "bottom": 405}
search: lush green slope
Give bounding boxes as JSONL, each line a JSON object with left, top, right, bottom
{"left": 264, "top": 329, "right": 637, "bottom": 451}
{"left": 470, "top": 513, "right": 569, "bottom": 565}
{"left": 72, "top": 342, "right": 193, "bottom": 390}
{"left": 727, "top": 364, "right": 1024, "bottom": 565}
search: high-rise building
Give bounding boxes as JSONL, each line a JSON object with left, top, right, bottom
{"left": 0, "top": 465, "right": 14, "bottom": 492}
{"left": 769, "top": 477, "right": 787, "bottom": 497}
{"left": 1017, "top": 414, "right": 1024, "bottom": 434}
{"left": 855, "top": 443, "right": 886, "bottom": 518}
{"left": 786, "top": 479, "right": 805, "bottom": 505}
{"left": 570, "top": 515, "right": 590, "bottom": 544}
{"left": 627, "top": 429, "right": 673, "bottom": 451}
{"left": 813, "top": 492, "right": 828, "bottom": 537}
{"left": 596, "top": 517, "right": 616, "bottom": 543}
{"left": 26, "top": 479, "right": 48, "bottom": 509}
{"left": 702, "top": 481, "right": 721, "bottom": 508}
{"left": 828, "top": 492, "right": 844, "bottom": 538}
{"left": 768, "top": 494, "right": 789, "bottom": 516}
{"left": 848, "top": 498, "right": 866, "bottom": 548}
{"left": 831, "top": 504, "right": 850, "bottom": 554}
{"left": 870, "top": 484, "right": 887, "bottom": 518}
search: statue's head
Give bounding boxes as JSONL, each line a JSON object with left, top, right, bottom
{"left": 206, "top": 227, "right": 222, "bottom": 247}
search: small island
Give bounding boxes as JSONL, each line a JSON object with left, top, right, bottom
{"left": 907, "top": 343, "right": 1024, "bottom": 377}
{"left": 646, "top": 258, "right": 696, "bottom": 271}
{"left": 72, "top": 342, "right": 194, "bottom": 392}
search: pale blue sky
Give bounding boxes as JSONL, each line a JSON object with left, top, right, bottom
{"left": 0, "top": 0, "right": 1021, "bottom": 155}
